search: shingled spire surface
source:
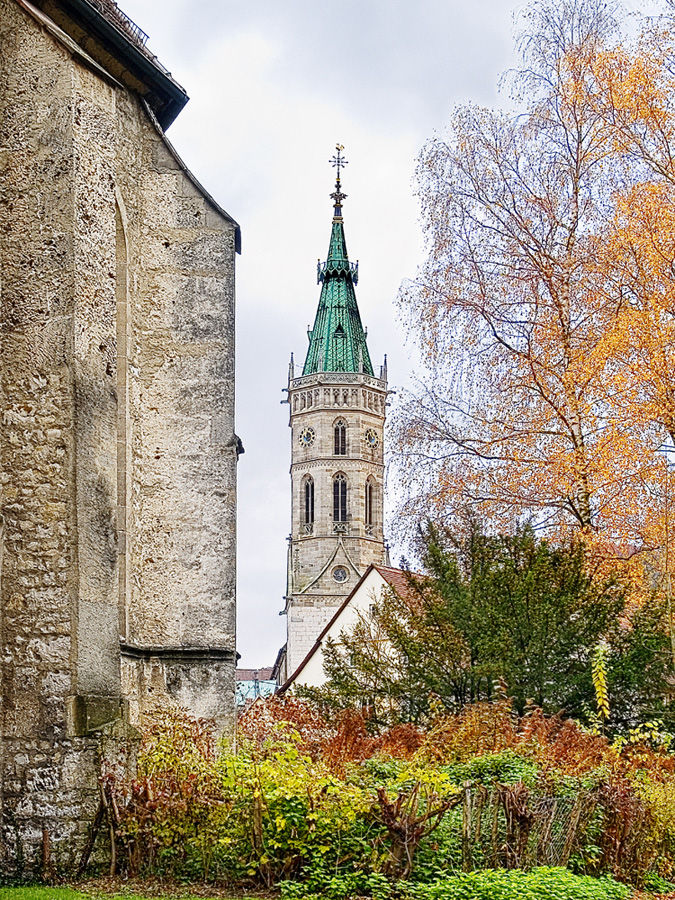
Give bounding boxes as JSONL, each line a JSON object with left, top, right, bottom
{"left": 302, "top": 148, "right": 374, "bottom": 376}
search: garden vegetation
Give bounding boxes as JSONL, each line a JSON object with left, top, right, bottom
{"left": 302, "top": 521, "right": 673, "bottom": 732}
{"left": 94, "top": 700, "right": 675, "bottom": 898}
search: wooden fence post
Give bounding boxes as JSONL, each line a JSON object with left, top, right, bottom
{"left": 462, "top": 781, "right": 473, "bottom": 872}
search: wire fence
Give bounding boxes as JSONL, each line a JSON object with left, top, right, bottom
{"left": 459, "top": 782, "right": 597, "bottom": 871}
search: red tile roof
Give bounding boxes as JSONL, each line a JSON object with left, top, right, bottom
{"left": 236, "top": 667, "right": 274, "bottom": 682}
{"left": 372, "top": 564, "right": 421, "bottom": 601}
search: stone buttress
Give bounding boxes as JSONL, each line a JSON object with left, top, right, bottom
{"left": 0, "top": 0, "right": 239, "bottom": 871}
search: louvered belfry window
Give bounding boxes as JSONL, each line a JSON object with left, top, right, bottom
{"left": 333, "top": 473, "right": 347, "bottom": 522}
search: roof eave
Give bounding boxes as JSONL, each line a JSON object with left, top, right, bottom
{"left": 52, "top": 0, "right": 188, "bottom": 128}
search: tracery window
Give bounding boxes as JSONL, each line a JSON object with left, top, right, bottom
{"left": 333, "top": 472, "right": 347, "bottom": 522}
{"left": 302, "top": 475, "right": 314, "bottom": 531}
{"left": 334, "top": 418, "right": 347, "bottom": 455}
{"left": 365, "top": 477, "right": 375, "bottom": 533}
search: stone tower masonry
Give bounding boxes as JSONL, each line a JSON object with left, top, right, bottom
{"left": 282, "top": 148, "right": 387, "bottom": 680}
{"left": 0, "top": 0, "right": 239, "bottom": 871}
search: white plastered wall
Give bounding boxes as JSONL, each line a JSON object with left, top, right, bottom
{"left": 291, "top": 567, "right": 388, "bottom": 689}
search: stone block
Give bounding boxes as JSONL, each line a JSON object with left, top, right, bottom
{"left": 66, "top": 695, "right": 127, "bottom": 738}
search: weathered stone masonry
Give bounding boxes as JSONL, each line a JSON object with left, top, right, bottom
{"left": 0, "top": 0, "right": 239, "bottom": 871}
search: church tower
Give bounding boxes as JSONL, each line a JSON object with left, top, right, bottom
{"left": 283, "top": 146, "right": 388, "bottom": 679}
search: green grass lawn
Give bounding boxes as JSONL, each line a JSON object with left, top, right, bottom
{"left": 0, "top": 892, "right": 96, "bottom": 900}
{"left": 1, "top": 885, "right": 670, "bottom": 900}
{"left": 0, "top": 891, "right": 137, "bottom": 900}
{"left": 0, "top": 885, "right": 657, "bottom": 900}
{"left": 0, "top": 891, "right": 253, "bottom": 900}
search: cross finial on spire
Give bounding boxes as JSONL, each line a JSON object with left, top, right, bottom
{"left": 330, "top": 143, "right": 348, "bottom": 212}
{"left": 330, "top": 143, "right": 347, "bottom": 179}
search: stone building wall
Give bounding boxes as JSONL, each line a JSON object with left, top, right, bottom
{"left": 285, "top": 372, "right": 387, "bottom": 673}
{"left": 0, "top": 0, "right": 238, "bottom": 872}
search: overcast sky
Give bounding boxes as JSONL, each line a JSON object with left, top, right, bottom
{"left": 118, "top": 0, "right": 654, "bottom": 668}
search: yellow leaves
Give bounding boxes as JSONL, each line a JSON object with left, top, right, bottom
{"left": 590, "top": 46, "right": 671, "bottom": 143}
{"left": 592, "top": 641, "right": 611, "bottom": 723}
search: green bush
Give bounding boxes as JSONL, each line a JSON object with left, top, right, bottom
{"left": 400, "top": 867, "right": 629, "bottom": 900}
{"left": 442, "top": 750, "right": 539, "bottom": 788}
{"left": 280, "top": 871, "right": 392, "bottom": 900}
{"left": 224, "top": 739, "right": 383, "bottom": 885}
{"left": 643, "top": 870, "right": 675, "bottom": 892}
{"left": 119, "top": 716, "right": 392, "bottom": 884}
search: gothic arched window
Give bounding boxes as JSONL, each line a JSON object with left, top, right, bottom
{"left": 333, "top": 472, "right": 347, "bottom": 522}
{"left": 365, "top": 477, "right": 375, "bottom": 533}
{"left": 334, "top": 419, "right": 347, "bottom": 456}
{"left": 302, "top": 475, "right": 314, "bottom": 530}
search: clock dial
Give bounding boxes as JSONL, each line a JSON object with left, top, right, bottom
{"left": 299, "top": 426, "right": 316, "bottom": 447}
{"left": 364, "top": 428, "right": 379, "bottom": 449}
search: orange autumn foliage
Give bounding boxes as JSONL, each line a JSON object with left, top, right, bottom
{"left": 240, "top": 696, "right": 675, "bottom": 785}
{"left": 238, "top": 695, "right": 424, "bottom": 772}
{"left": 394, "top": 3, "right": 675, "bottom": 611}
{"left": 587, "top": 37, "right": 675, "bottom": 564}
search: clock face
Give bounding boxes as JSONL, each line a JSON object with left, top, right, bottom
{"left": 364, "top": 428, "right": 379, "bottom": 449}
{"left": 332, "top": 566, "right": 348, "bottom": 583}
{"left": 299, "top": 426, "right": 316, "bottom": 448}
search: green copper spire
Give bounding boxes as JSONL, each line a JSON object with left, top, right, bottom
{"left": 302, "top": 145, "right": 374, "bottom": 376}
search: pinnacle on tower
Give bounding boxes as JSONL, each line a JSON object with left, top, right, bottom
{"left": 302, "top": 145, "right": 374, "bottom": 376}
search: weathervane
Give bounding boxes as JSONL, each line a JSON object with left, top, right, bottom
{"left": 330, "top": 143, "right": 348, "bottom": 208}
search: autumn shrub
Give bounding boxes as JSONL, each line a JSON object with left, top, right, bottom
{"left": 631, "top": 775, "right": 675, "bottom": 880}
{"left": 412, "top": 700, "right": 675, "bottom": 885}
{"left": 224, "top": 736, "right": 383, "bottom": 886}
{"left": 237, "top": 695, "right": 331, "bottom": 758}
{"left": 110, "top": 709, "right": 445, "bottom": 887}
{"left": 419, "top": 702, "right": 614, "bottom": 778}
{"left": 111, "top": 711, "right": 229, "bottom": 878}
{"left": 419, "top": 701, "right": 520, "bottom": 763}
{"left": 102, "top": 701, "right": 675, "bottom": 892}
{"left": 122, "top": 723, "right": 385, "bottom": 884}
{"left": 238, "top": 698, "right": 424, "bottom": 774}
